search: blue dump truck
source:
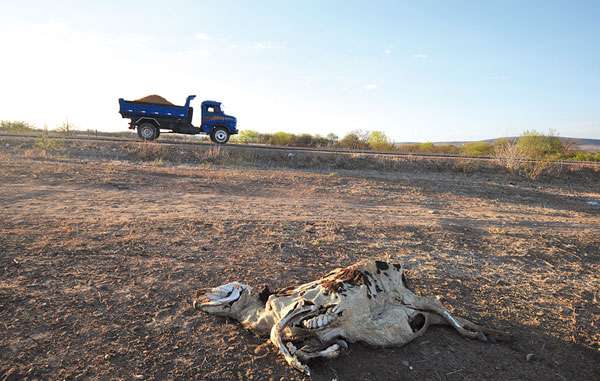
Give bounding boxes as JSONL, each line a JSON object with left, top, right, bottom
{"left": 118, "top": 95, "right": 237, "bottom": 143}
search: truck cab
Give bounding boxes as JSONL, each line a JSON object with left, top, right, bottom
{"left": 200, "top": 101, "right": 237, "bottom": 143}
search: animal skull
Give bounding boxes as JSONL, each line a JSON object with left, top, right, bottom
{"left": 194, "top": 260, "right": 506, "bottom": 375}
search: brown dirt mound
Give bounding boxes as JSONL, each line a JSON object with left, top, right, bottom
{"left": 134, "top": 95, "right": 174, "bottom": 105}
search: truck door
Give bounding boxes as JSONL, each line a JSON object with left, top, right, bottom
{"left": 202, "top": 105, "right": 216, "bottom": 125}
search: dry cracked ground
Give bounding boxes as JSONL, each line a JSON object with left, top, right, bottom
{"left": 1, "top": 145, "right": 599, "bottom": 380}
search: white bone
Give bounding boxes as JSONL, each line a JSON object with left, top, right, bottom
{"left": 270, "top": 305, "right": 316, "bottom": 375}
{"left": 320, "top": 343, "right": 340, "bottom": 359}
{"left": 201, "top": 283, "right": 243, "bottom": 306}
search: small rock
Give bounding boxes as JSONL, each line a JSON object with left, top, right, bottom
{"left": 401, "top": 360, "right": 410, "bottom": 367}
{"left": 526, "top": 353, "right": 535, "bottom": 362}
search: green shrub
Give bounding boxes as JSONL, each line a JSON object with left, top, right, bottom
{"left": 435, "top": 144, "right": 461, "bottom": 154}
{"left": 257, "top": 133, "right": 272, "bottom": 144}
{"left": 237, "top": 130, "right": 260, "bottom": 144}
{"left": 494, "top": 135, "right": 563, "bottom": 180}
{"left": 516, "top": 130, "right": 563, "bottom": 159}
{"left": 338, "top": 132, "right": 369, "bottom": 150}
{"left": 398, "top": 142, "right": 459, "bottom": 155}
{"left": 418, "top": 142, "right": 435, "bottom": 152}
{"left": 271, "top": 131, "right": 294, "bottom": 146}
{"left": 493, "top": 138, "right": 512, "bottom": 149}
{"left": 294, "top": 133, "right": 314, "bottom": 147}
{"left": 368, "top": 131, "right": 396, "bottom": 151}
{"left": 311, "top": 134, "right": 330, "bottom": 147}
{"left": 570, "top": 151, "right": 600, "bottom": 162}
{"left": 461, "top": 141, "right": 493, "bottom": 156}
{"left": 326, "top": 133, "right": 338, "bottom": 146}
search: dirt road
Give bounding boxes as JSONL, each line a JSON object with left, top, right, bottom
{"left": 1, "top": 148, "right": 599, "bottom": 380}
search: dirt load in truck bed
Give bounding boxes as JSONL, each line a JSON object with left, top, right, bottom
{"left": 133, "top": 94, "right": 174, "bottom": 105}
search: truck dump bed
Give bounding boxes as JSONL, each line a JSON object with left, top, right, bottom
{"left": 118, "top": 98, "right": 189, "bottom": 120}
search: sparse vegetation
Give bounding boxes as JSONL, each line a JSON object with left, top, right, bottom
{"left": 417, "top": 142, "right": 435, "bottom": 152}
{"left": 4, "top": 121, "right": 599, "bottom": 171}
{"left": 56, "top": 120, "right": 75, "bottom": 136}
{"left": 131, "top": 141, "right": 167, "bottom": 161}
{"left": 398, "top": 142, "right": 460, "bottom": 155}
{"left": 565, "top": 151, "right": 600, "bottom": 162}
{"left": 0, "top": 120, "right": 37, "bottom": 133}
{"left": 34, "top": 127, "right": 63, "bottom": 156}
{"left": 234, "top": 129, "right": 394, "bottom": 151}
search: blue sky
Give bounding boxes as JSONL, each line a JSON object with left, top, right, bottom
{"left": 0, "top": 0, "right": 598, "bottom": 141}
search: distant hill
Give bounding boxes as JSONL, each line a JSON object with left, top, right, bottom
{"left": 413, "top": 137, "right": 600, "bottom": 152}
{"left": 558, "top": 137, "right": 600, "bottom": 151}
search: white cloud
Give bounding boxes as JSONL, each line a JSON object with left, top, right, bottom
{"left": 384, "top": 48, "right": 392, "bottom": 55}
{"left": 412, "top": 53, "right": 429, "bottom": 59}
{"left": 194, "top": 32, "right": 211, "bottom": 41}
{"left": 365, "top": 84, "right": 377, "bottom": 91}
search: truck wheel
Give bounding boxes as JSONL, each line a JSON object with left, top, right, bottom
{"left": 138, "top": 123, "right": 158, "bottom": 141}
{"left": 210, "top": 128, "right": 230, "bottom": 144}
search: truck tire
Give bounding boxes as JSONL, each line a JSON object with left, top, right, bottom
{"left": 210, "top": 127, "right": 230, "bottom": 144}
{"left": 137, "top": 123, "right": 158, "bottom": 141}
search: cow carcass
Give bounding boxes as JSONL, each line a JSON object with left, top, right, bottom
{"left": 194, "top": 260, "right": 507, "bottom": 375}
